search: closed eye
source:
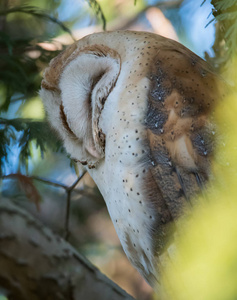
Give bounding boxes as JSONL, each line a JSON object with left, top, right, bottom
{"left": 60, "top": 103, "right": 78, "bottom": 140}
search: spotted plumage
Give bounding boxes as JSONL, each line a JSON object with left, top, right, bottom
{"left": 40, "top": 31, "right": 225, "bottom": 287}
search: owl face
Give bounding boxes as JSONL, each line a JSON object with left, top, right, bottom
{"left": 40, "top": 30, "right": 223, "bottom": 287}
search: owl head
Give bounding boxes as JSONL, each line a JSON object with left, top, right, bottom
{"left": 40, "top": 31, "right": 176, "bottom": 169}
{"left": 41, "top": 31, "right": 142, "bottom": 169}
{"left": 41, "top": 30, "right": 222, "bottom": 172}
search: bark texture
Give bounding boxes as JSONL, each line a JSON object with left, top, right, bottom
{"left": 0, "top": 198, "right": 134, "bottom": 300}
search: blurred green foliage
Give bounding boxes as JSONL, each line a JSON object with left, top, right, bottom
{"left": 159, "top": 2, "right": 237, "bottom": 291}
{"left": 205, "top": 0, "right": 237, "bottom": 69}
{"left": 159, "top": 60, "right": 237, "bottom": 298}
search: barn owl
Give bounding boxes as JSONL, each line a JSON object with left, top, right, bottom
{"left": 40, "top": 31, "right": 224, "bottom": 288}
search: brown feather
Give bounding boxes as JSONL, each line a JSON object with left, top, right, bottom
{"left": 143, "top": 41, "right": 225, "bottom": 255}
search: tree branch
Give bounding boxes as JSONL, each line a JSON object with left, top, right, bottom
{"left": 2, "top": 172, "right": 88, "bottom": 240}
{"left": 0, "top": 198, "right": 135, "bottom": 300}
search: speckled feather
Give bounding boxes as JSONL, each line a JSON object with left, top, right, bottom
{"left": 40, "top": 31, "right": 225, "bottom": 287}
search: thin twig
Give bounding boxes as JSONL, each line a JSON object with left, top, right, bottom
{"left": 68, "top": 172, "right": 86, "bottom": 191}
{"left": 2, "top": 174, "right": 68, "bottom": 190}
{"left": 64, "top": 189, "right": 72, "bottom": 241}
{"left": 1, "top": 172, "right": 88, "bottom": 241}
{"left": 32, "top": 175, "right": 69, "bottom": 190}
{"left": 64, "top": 172, "right": 87, "bottom": 241}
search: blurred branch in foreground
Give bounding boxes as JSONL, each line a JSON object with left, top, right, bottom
{"left": 0, "top": 198, "right": 134, "bottom": 300}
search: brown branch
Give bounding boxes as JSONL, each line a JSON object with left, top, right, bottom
{"left": 0, "top": 198, "right": 135, "bottom": 300}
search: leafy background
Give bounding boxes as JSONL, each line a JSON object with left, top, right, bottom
{"left": 0, "top": 0, "right": 236, "bottom": 299}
